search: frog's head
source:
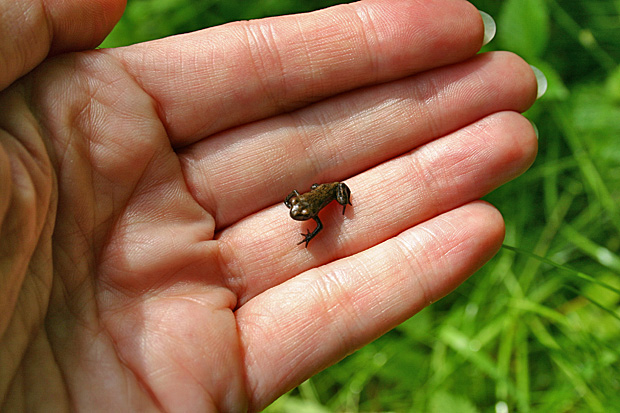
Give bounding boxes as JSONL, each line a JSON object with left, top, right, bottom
{"left": 289, "top": 201, "right": 312, "bottom": 221}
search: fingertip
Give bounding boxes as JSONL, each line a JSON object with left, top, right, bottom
{"left": 468, "top": 200, "right": 506, "bottom": 250}
{"left": 468, "top": 201, "right": 506, "bottom": 272}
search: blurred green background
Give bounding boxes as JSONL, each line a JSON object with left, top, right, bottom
{"left": 102, "top": 0, "right": 620, "bottom": 411}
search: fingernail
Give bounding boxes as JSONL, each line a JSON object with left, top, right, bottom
{"left": 529, "top": 120, "right": 539, "bottom": 140}
{"left": 530, "top": 65, "right": 547, "bottom": 99}
{"left": 479, "top": 11, "right": 496, "bottom": 46}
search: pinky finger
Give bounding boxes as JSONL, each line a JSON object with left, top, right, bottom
{"left": 238, "top": 200, "right": 505, "bottom": 411}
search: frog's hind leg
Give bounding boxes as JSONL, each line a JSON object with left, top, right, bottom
{"left": 336, "top": 183, "right": 352, "bottom": 214}
{"left": 297, "top": 217, "right": 323, "bottom": 247}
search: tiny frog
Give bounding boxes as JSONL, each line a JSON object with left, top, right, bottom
{"left": 284, "top": 182, "right": 352, "bottom": 247}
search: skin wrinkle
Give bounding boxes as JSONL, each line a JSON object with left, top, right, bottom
{"left": 439, "top": 220, "right": 472, "bottom": 259}
{"left": 3, "top": 145, "right": 40, "bottom": 240}
{"left": 292, "top": 112, "right": 341, "bottom": 180}
{"left": 240, "top": 307, "right": 294, "bottom": 398}
{"left": 310, "top": 268, "right": 355, "bottom": 350}
{"left": 400, "top": 146, "right": 444, "bottom": 217}
{"left": 453, "top": 129, "right": 493, "bottom": 186}
{"left": 5, "top": 106, "right": 53, "bottom": 206}
{"left": 411, "top": 73, "right": 444, "bottom": 139}
{"left": 286, "top": 114, "right": 323, "bottom": 183}
{"left": 24, "top": 256, "right": 53, "bottom": 328}
{"left": 300, "top": 108, "right": 339, "bottom": 163}
{"left": 218, "top": 238, "right": 248, "bottom": 310}
{"left": 59, "top": 266, "right": 96, "bottom": 327}
{"left": 256, "top": 21, "right": 291, "bottom": 110}
{"left": 191, "top": 28, "right": 252, "bottom": 135}
{"left": 180, "top": 151, "right": 219, "bottom": 224}
{"left": 424, "top": 137, "right": 472, "bottom": 202}
{"left": 424, "top": 121, "right": 489, "bottom": 197}
{"left": 43, "top": 89, "right": 99, "bottom": 258}
{"left": 325, "top": 109, "right": 368, "bottom": 172}
{"left": 49, "top": 235, "right": 89, "bottom": 311}
{"left": 285, "top": 4, "right": 378, "bottom": 104}
{"left": 290, "top": 15, "right": 318, "bottom": 100}
{"left": 392, "top": 229, "right": 435, "bottom": 307}
{"left": 278, "top": 273, "right": 352, "bottom": 376}
{"left": 71, "top": 87, "right": 179, "bottom": 278}
{"left": 350, "top": 3, "right": 381, "bottom": 85}
{"left": 4, "top": 1, "right": 47, "bottom": 87}
{"left": 330, "top": 257, "right": 381, "bottom": 341}
{"left": 240, "top": 22, "right": 283, "bottom": 116}
{"left": 97, "top": 50, "right": 169, "bottom": 138}
{"left": 93, "top": 321, "right": 162, "bottom": 410}
{"left": 116, "top": 301, "right": 221, "bottom": 409}
{"left": 20, "top": 272, "right": 47, "bottom": 329}
{"left": 231, "top": 314, "right": 251, "bottom": 407}
{"left": 312, "top": 260, "right": 374, "bottom": 352}
{"left": 461, "top": 114, "right": 532, "bottom": 182}
{"left": 52, "top": 68, "right": 108, "bottom": 323}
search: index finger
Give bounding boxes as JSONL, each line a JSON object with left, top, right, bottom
{"left": 104, "top": 0, "right": 484, "bottom": 146}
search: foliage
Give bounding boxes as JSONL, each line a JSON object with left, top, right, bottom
{"left": 102, "top": 0, "right": 620, "bottom": 411}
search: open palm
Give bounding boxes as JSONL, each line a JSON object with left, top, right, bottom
{"left": 0, "top": 0, "right": 538, "bottom": 411}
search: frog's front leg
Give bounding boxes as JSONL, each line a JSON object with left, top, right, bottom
{"left": 284, "top": 190, "right": 300, "bottom": 208}
{"left": 297, "top": 216, "right": 323, "bottom": 247}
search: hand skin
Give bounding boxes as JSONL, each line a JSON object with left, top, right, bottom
{"left": 0, "top": 0, "right": 538, "bottom": 411}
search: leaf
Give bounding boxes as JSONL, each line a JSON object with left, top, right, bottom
{"left": 430, "top": 391, "right": 480, "bottom": 413}
{"left": 497, "top": 0, "right": 550, "bottom": 60}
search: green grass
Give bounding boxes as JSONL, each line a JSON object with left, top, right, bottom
{"left": 102, "top": 0, "right": 620, "bottom": 411}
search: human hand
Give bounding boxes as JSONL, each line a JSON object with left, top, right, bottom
{"left": 0, "top": 0, "right": 538, "bottom": 411}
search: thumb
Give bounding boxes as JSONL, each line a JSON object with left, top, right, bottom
{"left": 0, "top": 0, "right": 125, "bottom": 91}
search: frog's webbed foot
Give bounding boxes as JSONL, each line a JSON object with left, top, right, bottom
{"left": 297, "top": 228, "right": 315, "bottom": 247}
{"left": 297, "top": 217, "right": 323, "bottom": 247}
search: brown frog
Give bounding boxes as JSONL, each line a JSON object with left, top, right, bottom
{"left": 284, "top": 182, "right": 352, "bottom": 247}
